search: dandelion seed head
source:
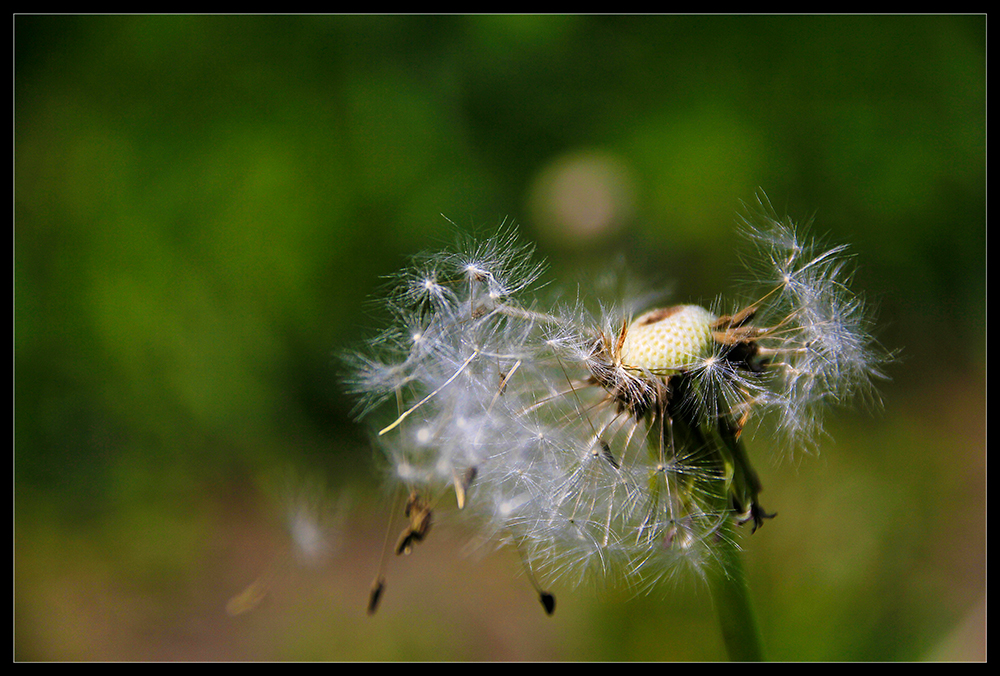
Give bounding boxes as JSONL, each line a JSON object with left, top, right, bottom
{"left": 347, "top": 202, "right": 890, "bottom": 601}
{"left": 620, "top": 304, "right": 718, "bottom": 374}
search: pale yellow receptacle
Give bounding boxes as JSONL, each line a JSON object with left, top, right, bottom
{"left": 619, "top": 304, "right": 716, "bottom": 374}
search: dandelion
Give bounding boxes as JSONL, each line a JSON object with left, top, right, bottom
{"left": 226, "top": 471, "right": 346, "bottom": 616}
{"left": 346, "top": 199, "right": 889, "bottom": 658}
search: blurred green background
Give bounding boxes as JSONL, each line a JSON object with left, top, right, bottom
{"left": 15, "top": 15, "right": 984, "bottom": 661}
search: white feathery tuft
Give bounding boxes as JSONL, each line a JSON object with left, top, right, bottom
{"left": 348, "top": 203, "right": 890, "bottom": 594}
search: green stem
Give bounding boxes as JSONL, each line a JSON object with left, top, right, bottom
{"left": 710, "top": 527, "right": 765, "bottom": 662}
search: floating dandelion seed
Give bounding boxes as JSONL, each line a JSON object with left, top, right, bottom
{"left": 346, "top": 198, "right": 890, "bottom": 621}
{"left": 227, "top": 471, "right": 346, "bottom": 616}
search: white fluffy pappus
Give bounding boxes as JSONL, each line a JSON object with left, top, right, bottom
{"left": 346, "top": 200, "right": 890, "bottom": 603}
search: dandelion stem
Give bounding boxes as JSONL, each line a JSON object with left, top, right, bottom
{"left": 710, "top": 524, "right": 765, "bottom": 662}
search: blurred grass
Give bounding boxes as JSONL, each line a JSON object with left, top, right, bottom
{"left": 15, "top": 15, "right": 984, "bottom": 661}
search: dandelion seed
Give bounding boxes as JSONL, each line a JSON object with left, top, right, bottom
{"left": 367, "top": 575, "right": 386, "bottom": 616}
{"left": 227, "top": 470, "right": 347, "bottom": 616}
{"left": 226, "top": 575, "right": 270, "bottom": 617}
{"left": 347, "top": 203, "right": 890, "bottom": 611}
{"left": 395, "top": 490, "right": 434, "bottom": 556}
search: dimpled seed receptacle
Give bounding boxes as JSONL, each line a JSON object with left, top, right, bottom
{"left": 619, "top": 304, "right": 717, "bottom": 374}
